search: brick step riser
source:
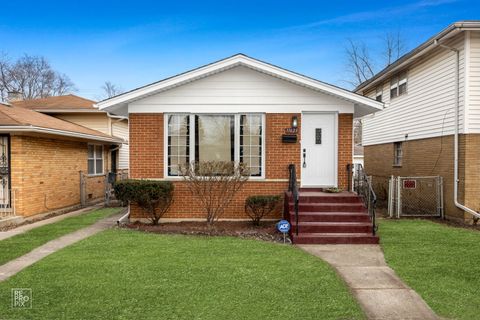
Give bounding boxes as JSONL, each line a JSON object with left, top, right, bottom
{"left": 298, "top": 197, "right": 363, "bottom": 204}
{"left": 289, "top": 213, "right": 371, "bottom": 223}
{"left": 292, "top": 224, "right": 373, "bottom": 233}
{"left": 292, "top": 236, "right": 379, "bottom": 245}
{"left": 290, "top": 205, "right": 367, "bottom": 213}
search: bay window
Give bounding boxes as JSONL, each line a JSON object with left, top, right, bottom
{"left": 166, "top": 114, "right": 264, "bottom": 177}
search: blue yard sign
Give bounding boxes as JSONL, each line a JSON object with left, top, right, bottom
{"left": 277, "top": 220, "right": 291, "bottom": 233}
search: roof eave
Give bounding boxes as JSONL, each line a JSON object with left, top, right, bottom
{"left": 0, "top": 126, "right": 124, "bottom": 144}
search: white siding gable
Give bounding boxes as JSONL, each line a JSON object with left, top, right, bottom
{"left": 112, "top": 121, "right": 129, "bottom": 169}
{"left": 128, "top": 66, "right": 355, "bottom": 114}
{"left": 468, "top": 31, "right": 480, "bottom": 132}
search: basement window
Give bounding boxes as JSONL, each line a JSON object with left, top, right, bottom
{"left": 390, "top": 71, "right": 408, "bottom": 99}
{"left": 393, "top": 142, "right": 403, "bottom": 166}
{"left": 88, "top": 144, "right": 104, "bottom": 175}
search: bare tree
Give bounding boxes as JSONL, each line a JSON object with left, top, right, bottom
{"left": 180, "top": 161, "right": 250, "bottom": 224}
{"left": 383, "top": 31, "right": 406, "bottom": 66}
{"left": 0, "top": 53, "right": 75, "bottom": 100}
{"left": 344, "top": 39, "right": 376, "bottom": 87}
{"left": 344, "top": 32, "right": 407, "bottom": 87}
{"left": 100, "top": 81, "right": 124, "bottom": 99}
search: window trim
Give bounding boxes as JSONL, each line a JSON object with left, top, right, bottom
{"left": 375, "top": 86, "right": 383, "bottom": 102}
{"left": 164, "top": 113, "right": 266, "bottom": 180}
{"left": 390, "top": 71, "right": 408, "bottom": 99}
{"left": 88, "top": 144, "right": 104, "bottom": 176}
{"left": 393, "top": 142, "right": 403, "bottom": 167}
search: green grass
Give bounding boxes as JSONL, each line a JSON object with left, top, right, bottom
{"left": 0, "top": 230, "right": 364, "bottom": 320}
{"left": 0, "top": 207, "right": 121, "bottom": 266}
{"left": 379, "top": 219, "right": 480, "bottom": 320}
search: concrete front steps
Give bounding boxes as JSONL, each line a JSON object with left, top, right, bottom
{"left": 288, "top": 190, "right": 379, "bottom": 244}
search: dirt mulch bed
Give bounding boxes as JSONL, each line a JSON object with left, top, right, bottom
{"left": 123, "top": 221, "right": 291, "bottom": 243}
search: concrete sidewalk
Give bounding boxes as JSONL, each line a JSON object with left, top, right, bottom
{"left": 0, "top": 204, "right": 104, "bottom": 241}
{"left": 0, "top": 213, "right": 121, "bottom": 282}
{"left": 299, "top": 245, "right": 438, "bottom": 320}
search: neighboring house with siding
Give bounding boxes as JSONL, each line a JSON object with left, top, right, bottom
{"left": 97, "top": 54, "right": 382, "bottom": 230}
{"left": 356, "top": 21, "right": 480, "bottom": 222}
{"left": 0, "top": 102, "right": 123, "bottom": 218}
{"left": 12, "top": 95, "right": 129, "bottom": 174}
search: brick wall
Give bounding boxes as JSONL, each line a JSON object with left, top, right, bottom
{"left": 10, "top": 135, "right": 109, "bottom": 216}
{"left": 338, "top": 114, "right": 353, "bottom": 190}
{"left": 129, "top": 112, "right": 353, "bottom": 219}
{"left": 364, "top": 134, "right": 480, "bottom": 222}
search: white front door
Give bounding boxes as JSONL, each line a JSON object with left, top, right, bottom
{"left": 300, "top": 113, "right": 337, "bottom": 187}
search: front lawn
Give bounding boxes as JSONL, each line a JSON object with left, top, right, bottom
{"left": 0, "top": 229, "right": 364, "bottom": 319}
{"left": 379, "top": 219, "right": 480, "bottom": 320}
{"left": 0, "top": 207, "right": 121, "bottom": 266}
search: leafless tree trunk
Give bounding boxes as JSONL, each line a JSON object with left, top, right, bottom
{"left": 100, "top": 81, "right": 124, "bottom": 99}
{"left": 0, "top": 53, "right": 75, "bottom": 101}
{"left": 180, "top": 161, "right": 250, "bottom": 224}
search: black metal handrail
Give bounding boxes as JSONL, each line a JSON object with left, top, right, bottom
{"left": 352, "top": 163, "right": 377, "bottom": 236}
{"left": 288, "top": 164, "right": 300, "bottom": 236}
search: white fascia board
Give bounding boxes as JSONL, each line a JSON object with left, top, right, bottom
{"left": 96, "top": 55, "right": 383, "bottom": 114}
{"left": 0, "top": 126, "right": 125, "bottom": 144}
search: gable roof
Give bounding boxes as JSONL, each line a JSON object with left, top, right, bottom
{"left": 11, "top": 94, "right": 100, "bottom": 113}
{"left": 356, "top": 21, "right": 480, "bottom": 93}
{"left": 96, "top": 54, "right": 383, "bottom": 116}
{"left": 0, "top": 103, "right": 123, "bottom": 143}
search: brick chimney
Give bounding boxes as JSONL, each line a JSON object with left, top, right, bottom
{"left": 7, "top": 91, "right": 23, "bottom": 102}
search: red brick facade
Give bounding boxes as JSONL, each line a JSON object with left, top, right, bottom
{"left": 129, "top": 113, "right": 353, "bottom": 219}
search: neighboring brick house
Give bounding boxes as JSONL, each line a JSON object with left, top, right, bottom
{"left": 355, "top": 21, "right": 480, "bottom": 222}
{"left": 98, "top": 54, "right": 382, "bottom": 219}
{"left": 12, "top": 94, "right": 129, "bottom": 175}
{"left": 0, "top": 102, "right": 123, "bottom": 217}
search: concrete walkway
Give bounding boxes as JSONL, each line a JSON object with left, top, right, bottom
{"left": 0, "top": 204, "right": 104, "bottom": 241}
{"left": 299, "top": 245, "right": 438, "bottom": 320}
{"left": 0, "top": 213, "right": 122, "bottom": 282}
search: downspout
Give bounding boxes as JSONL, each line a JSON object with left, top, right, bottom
{"left": 434, "top": 40, "right": 480, "bottom": 219}
{"left": 117, "top": 206, "right": 130, "bottom": 225}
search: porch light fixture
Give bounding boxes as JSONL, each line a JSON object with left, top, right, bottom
{"left": 291, "top": 116, "right": 298, "bottom": 128}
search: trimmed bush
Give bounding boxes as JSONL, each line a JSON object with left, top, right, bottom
{"left": 245, "top": 195, "right": 281, "bottom": 226}
{"left": 113, "top": 180, "right": 174, "bottom": 225}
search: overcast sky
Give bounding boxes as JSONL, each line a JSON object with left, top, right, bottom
{"left": 0, "top": 0, "right": 477, "bottom": 100}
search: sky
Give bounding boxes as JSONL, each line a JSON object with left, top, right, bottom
{"left": 0, "top": 0, "right": 478, "bottom": 100}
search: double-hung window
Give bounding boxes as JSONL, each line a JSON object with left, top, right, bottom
{"left": 390, "top": 71, "right": 408, "bottom": 99}
{"left": 375, "top": 86, "right": 383, "bottom": 102}
{"left": 393, "top": 142, "right": 403, "bottom": 166}
{"left": 88, "top": 144, "right": 104, "bottom": 175}
{"left": 166, "top": 114, "right": 264, "bottom": 177}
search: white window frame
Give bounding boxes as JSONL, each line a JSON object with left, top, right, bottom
{"left": 390, "top": 71, "right": 408, "bottom": 99}
{"left": 375, "top": 86, "right": 383, "bottom": 102}
{"left": 88, "top": 144, "right": 104, "bottom": 176}
{"left": 393, "top": 142, "right": 403, "bottom": 166}
{"left": 164, "top": 113, "right": 266, "bottom": 180}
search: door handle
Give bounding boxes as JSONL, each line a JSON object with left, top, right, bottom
{"left": 302, "top": 148, "right": 306, "bottom": 168}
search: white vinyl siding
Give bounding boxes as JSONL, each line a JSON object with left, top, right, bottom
{"left": 128, "top": 66, "right": 356, "bottom": 114}
{"left": 112, "top": 120, "right": 129, "bottom": 169}
{"left": 362, "top": 34, "right": 465, "bottom": 146}
{"left": 468, "top": 31, "right": 480, "bottom": 132}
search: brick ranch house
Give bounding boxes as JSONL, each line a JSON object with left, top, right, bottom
{"left": 0, "top": 101, "right": 123, "bottom": 218}
{"left": 356, "top": 21, "right": 480, "bottom": 223}
{"left": 97, "top": 54, "right": 383, "bottom": 221}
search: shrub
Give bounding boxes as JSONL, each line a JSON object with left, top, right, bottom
{"left": 180, "top": 161, "right": 249, "bottom": 224}
{"left": 245, "top": 195, "right": 281, "bottom": 226}
{"left": 113, "top": 179, "right": 174, "bottom": 225}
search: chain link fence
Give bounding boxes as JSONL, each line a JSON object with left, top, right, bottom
{"left": 388, "top": 176, "right": 444, "bottom": 218}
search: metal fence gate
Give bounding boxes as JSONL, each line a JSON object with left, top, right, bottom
{"left": 388, "top": 176, "right": 444, "bottom": 218}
